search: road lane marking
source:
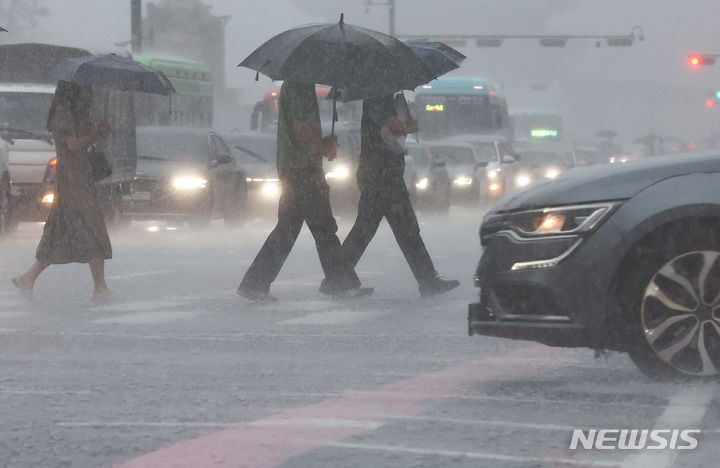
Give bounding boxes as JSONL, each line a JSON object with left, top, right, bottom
{"left": 620, "top": 385, "right": 714, "bottom": 468}
{"left": 248, "top": 418, "right": 383, "bottom": 429}
{"left": 106, "top": 270, "right": 169, "bottom": 281}
{"left": 328, "top": 441, "right": 621, "bottom": 467}
{"left": 90, "top": 311, "right": 204, "bottom": 325}
{"left": 88, "top": 300, "right": 187, "bottom": 313}
{"left": 278, "top": 310, "right": 381, "bottom": 325}
{"left": 115, "top": 344, "right": 583, "bottom": 468}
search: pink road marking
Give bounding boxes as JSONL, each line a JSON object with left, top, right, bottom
{"left": 117, "top": 345, "right": 582, "bottom": 468}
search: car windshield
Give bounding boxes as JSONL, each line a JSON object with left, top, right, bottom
{"left": 0, "top": 92, "right": 54, "bottom": 136}
{"left": 136, "top": 132, "right": 208, "bottom": 162}
{"left": 469, "top": 142, "right": 499, "bottom": 162}
{"left": 428, "top": 145, "right": 477, "bottom": 165}
{"left": 405, "top": 145, "right": 430, "bottom": 167}
{"left": 227, "top": 137, "right": 277, "bottom": 164}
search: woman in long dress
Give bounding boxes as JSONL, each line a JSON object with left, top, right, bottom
{"left": 12, "top": 80, "right": 113, "bottom": 301}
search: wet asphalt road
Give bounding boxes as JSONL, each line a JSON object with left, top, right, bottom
{"left": 0, "top": 208, "right": 717, "bottom": 468}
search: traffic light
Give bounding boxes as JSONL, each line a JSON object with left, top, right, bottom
{"left": 689, "top": 54, "right": 715, "bottom": 68}
{"left": 705, "top": 98, "right": 714, "bottom": 108}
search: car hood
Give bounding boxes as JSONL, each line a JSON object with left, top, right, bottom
{"left": 493, "top": 151, "right": 720, "bottom": 212}
{"left": 445, "top": 164, "right": 478, "bottom": 178}
{"left": 243, "top": 163, "right": 278, "bottom": 179}
{"left": 135, "top": 159, "right": 207, "bottom": 180}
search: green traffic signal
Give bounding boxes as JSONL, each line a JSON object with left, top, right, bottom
{"left": 716, "top": 90, "right": 720, "bottom": 99}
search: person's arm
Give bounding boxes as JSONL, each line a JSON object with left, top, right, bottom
{"left": 294, "top": 119, "right": 337, "bottom": 159}
{"left": 386, "top": 115, "right": 418, "bottom": 135}
{"left": 66, "top": 120, "right": 111, "bottom": 151}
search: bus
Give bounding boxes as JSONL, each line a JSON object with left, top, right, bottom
{"left": 511, "top": 108, "right": 563, "bottom": 141}
{"left": 411, "top": 76, "right": 511, "bottom": 140}
{"left": 132, "top": 54, "right": 213, "bottom": 127}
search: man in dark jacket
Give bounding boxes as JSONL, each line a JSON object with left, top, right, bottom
{"left": 339, "top": 94, "right": 460, "bottom": 297}
{"left": 238, "top": 80, "right": 372, "bottom": 302}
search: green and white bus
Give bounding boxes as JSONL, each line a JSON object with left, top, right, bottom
{"left": 412, "top": 76, "right": 511, "bottom": 140}
{"left": 132, "top": 54, "right": 213, "bottom": 127}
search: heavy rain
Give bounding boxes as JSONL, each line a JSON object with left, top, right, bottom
{"left": 0, "top": 1, "right": 719, "bottom": 467}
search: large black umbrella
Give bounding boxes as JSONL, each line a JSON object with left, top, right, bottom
{"left": 330, "top": 40, "right": 465, "bottom": 102}
{"left": 238, "top": 14, "right": 435, "bottom": 130}
{"left": 49, "top": 54, "right": 176, "bottom": 95}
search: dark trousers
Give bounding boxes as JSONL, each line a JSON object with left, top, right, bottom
{"left": 342, "top": 179, "right": 437, "bottom": 285}
{"left": 241, "top": 169, "right": 360, "bottom": 293}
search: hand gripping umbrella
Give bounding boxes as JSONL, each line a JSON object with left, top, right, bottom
{"left": 238, "top": 14, "right": 435, "bottom": 133}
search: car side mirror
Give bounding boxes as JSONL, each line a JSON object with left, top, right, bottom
{"left": 501, "top": 154, "right": 518, "bottom": 164}
{"left": 210, "top": 154, "right": 233, "bottom": 167}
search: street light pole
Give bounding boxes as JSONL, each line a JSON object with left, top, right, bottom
{"left": 365, "top": 0, "right": 396, "bottom": 36}
{"left": 131, "top": 0, "right": 142, "bottom": 53}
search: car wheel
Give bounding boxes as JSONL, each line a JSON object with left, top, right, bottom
{"left": 224, "top": 179, "right": 248, "bottom": 227}
{"left": 622, "top": 223, "right": 720, "bottom": 379}
{"left": 0, "top": 173, "right": 14, "bottom": 236}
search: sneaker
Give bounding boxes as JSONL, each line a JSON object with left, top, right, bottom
{"left": 332, "top": 287, "right": 374, "bottom": 300}
{"left": 237, "top": 284, "right": 278, "bottom": 303}
{"left": 419, "top": 277, "right": 460, "bottom": 298}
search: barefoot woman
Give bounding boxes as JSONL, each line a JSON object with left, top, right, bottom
{"left": 13, "top": 81, "right": 112, "bottom": 301}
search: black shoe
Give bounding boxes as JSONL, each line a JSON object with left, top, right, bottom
{"left": 318, "top": 279, "right": 332, "bottom": 296}
{"left": 419, "top": 277, "right": 460, "bottom": 298}
{"left": 332, "top": 287, "right": 374, "bottom": 300}
{"left": 237, "top": 284, "right": 278, "bottom": 303}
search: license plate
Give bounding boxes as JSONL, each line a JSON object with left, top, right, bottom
{"left": 131, "top": 191, "right": 152, "bottom": 201}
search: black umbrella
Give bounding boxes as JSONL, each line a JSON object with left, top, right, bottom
{"left": 330, "top": 40, "right": 465, "bottom": 102}
{"left": 238, "top": 14, "right": 435, "bottom": 131}
{"left": 49, "top": 54, "right": 176, "bottom": 95}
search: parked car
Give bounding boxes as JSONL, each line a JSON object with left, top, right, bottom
{"left": 123, "top": 127, "right": 248, "bottom": 227}
{"left": 469, "top": 151, "right": 720, "bottom": 379}
{"left": 222, "top": 132, "right": 280, "bottom": 216}
{"left": 405, "top": 141, "right": 450, "bottom": 214}
{"left": 449, "top": 134, "right": 518, "bottom": 200}
{"left": 0, "top": 137, "right": 16, "bottom": 236}
{"left": 425, "top": 141, "right": 487, "bottom": 205}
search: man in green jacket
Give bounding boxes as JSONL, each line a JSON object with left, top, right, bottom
{"left": 238, "top": 80, "right": 372, "bottom": 302}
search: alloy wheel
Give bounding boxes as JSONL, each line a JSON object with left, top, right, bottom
{"left": 641, "top": 250, "right": 720, "bottom": 376}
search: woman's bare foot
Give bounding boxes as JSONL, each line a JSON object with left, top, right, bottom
{"left": 11, "top": 275, "right": 33, "bottom": 293}
{"left": 92, "top": 287, "right": 112, "bottom": 303}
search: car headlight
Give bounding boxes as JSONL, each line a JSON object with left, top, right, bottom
{"left": 173, "top": 176, "right": 208, "bottom": 190}
{"left": 544, "top": 167, "right": 561, "bottom": 179}
{"left": 415, "top": 177, "right": 429, "bottom": 190}
{"left": 487, "top": 169, "right": 500, "bottom": 179}
{"left": 41, "top": 192, "right": 55, "bottom": 204}
{"left": 503, "top": 203, "right": 619, "bottom": 238}
{"left": 515, "top": 174, "right": 532, "bottom": 187}
{"left": 453, "top": 175, "right": 473, "bottom": 186}
{"left": 325, "top": 166, "right": 350, "bottom": 180}
{"left": 262, "top": 181, "right": 280, "bottom": 197}
{"left": 488, "top": 182, "right": 501, "bottom": 192}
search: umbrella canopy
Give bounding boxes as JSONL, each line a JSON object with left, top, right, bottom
{"left": 404, "top": 40, "right": 466, "bottom": 76}
{"left": 50, "top": 54, "right": 176, "bottom": 95}
{"left": 330, "top": 40, "right": 465, "bottom": 102}
{"left": 239, "top": 15, "right": 435, "bottom": 98}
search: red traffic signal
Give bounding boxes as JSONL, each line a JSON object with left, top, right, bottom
{"left": 689, "top": 54, "right": 716, "bottom": 68}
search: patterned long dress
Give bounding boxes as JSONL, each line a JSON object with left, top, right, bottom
{"left": 35, "top": 105, "right": 112, "bottom": 265}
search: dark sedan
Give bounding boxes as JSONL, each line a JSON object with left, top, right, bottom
{"left": 123, "top": 127, "right": 248, "bottom": 227}
{"left": 469, "top": 151, "right": 720, "bottom": 379}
